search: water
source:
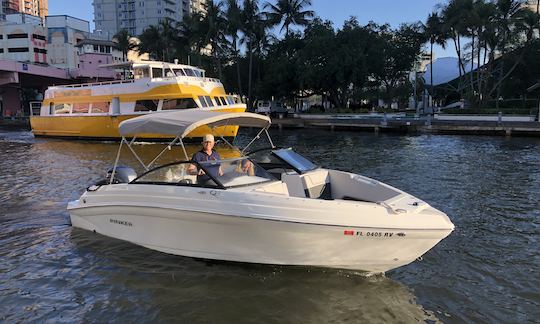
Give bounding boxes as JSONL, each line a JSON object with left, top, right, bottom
{"left": 0, "top": 128, "right": 538, "bottom": 323}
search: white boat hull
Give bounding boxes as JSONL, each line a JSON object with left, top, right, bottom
{"left": 68, "top": 184, "right": 453, "bottom": 273}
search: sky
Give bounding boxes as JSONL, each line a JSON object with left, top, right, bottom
{"left": 48, "top": 0, "right": 455, "bottom": 57}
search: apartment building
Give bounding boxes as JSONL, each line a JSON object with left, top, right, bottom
{"left": 1, "top": 0, "right": 47, "bottom": 19}
{"left": 93, "top": 0, "right": 206, "bottom": 39}
{"left": 20, "top": 0, "right": 48, "bottom": 19}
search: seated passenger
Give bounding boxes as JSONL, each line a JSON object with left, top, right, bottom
{"left": 188, "top": 134, "right": 223, "bottom": 184}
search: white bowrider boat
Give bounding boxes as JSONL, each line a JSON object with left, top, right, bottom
{"left": 67, "top": 110, "right": 454, "bottom": 273}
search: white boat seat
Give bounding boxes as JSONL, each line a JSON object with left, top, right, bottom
{"left": 281, "top": 169, "right": 331, "bottom": 199}
{"left": 302, "top": 169, "right": 331, "bottom": 199}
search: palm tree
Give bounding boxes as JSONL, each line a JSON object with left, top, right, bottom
{"left": 200, "top": 1, "right": 228, "bottom": 80}
{"left": 113, "top": 29, "right": 136, "bottom": 62}
{"left": 137, "top": 19, "right": 181, "bottom": 62}
{"left": 241, "top": 0, "right": 265, "bottom": 109}
{"left": 159, "top": 19, "right": 178, "bottom": 62}
{"left": 263, "top": 0, "right": 314, "bottom": 37}
{"left": 441, "top": 0, "right": 473, "bottom": 81}
{"left": 137, "top": 25, "right": 164, "bottom": 60}
{"left": 181, "top": 11, "right": 206, "bottom": 65}
{"left": 225, "top": 0, "right": 244, "bottom": 96}
{"left": 424, "top": 11, "right": 448, "bottom": 93}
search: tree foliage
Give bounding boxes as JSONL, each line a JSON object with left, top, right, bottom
{"left": 134, "top": 0, "right": 539, "bottom": 111}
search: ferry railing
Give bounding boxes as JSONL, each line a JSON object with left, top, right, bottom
{"left": 52, "top": 79, "right": 136, "bottom": 89}
{"left": 51, "top": 76, "right": 222, "bottom": 90}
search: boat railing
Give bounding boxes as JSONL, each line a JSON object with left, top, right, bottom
{"left": 52, "top": 79, "right": 136, "bottom": 89}
{"left": 51, "top": 76, "right": 222, "bottom": 90}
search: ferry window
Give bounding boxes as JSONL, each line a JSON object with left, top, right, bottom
{"left": 91, "top": 102, "right": 109, "bottom": 113}
{"left": 72, "top": 103, "right": 90, "bottom": 113}
{"left": 184, "top": 69, "right": 196, "bottom": 77}
{"left": 134, "top": 67, "right": 150, "bottom": 79}
{"left": 135, "top": 100, "right": 159, "bottom": 112}
{"left": 204, "top": 96, "right": 213, "bottom": 107}
{"left": 213, "top": 97, "right": 222, "bottom": 106}
{"left": 198, "top": 96, "right": 208, "bottom": 108}
{"left": 49, "top": 102, "right": 54, "bottom": 115}
{"left": 152, "top": 68, "right": 163, "bottom": 78}
{"left": 193, "top": 70, "right": 202, "bottom": 77}
{"left": 162, "top": 98, "right": 198, "bottom": 110}
{"left": 226, "top": 96, "right": 235, "bottom": 105}
{"left": 54, "top": 103, "right": 71, "bottom": 114}
{"left": 219, "top": 97, "right": 227, "bottom": 105}
{"left": 173, "top": 69, "right": 186, "bottom": 76}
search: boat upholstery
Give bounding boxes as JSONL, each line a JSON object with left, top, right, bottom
{"left": 281, "top": 169, "right": 331, "bottom": 199}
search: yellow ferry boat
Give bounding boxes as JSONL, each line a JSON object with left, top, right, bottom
{"left": 30, "top": 61, "right": 246, "bottom": 140}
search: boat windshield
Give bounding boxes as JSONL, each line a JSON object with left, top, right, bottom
{"left": 198, "top": 157, "right": 276, "bottom": 188}
{"left": 131, "top": 157, "right": 275, "bottom": 189}
{"left": 272, "top": 148, "right": 318, "bottom": 174}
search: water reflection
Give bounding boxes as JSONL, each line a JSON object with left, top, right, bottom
{"left": 63, "top": 228, "right": 441, "bottom": 323}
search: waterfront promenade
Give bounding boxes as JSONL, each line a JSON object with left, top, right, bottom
{"left": 271, "top": 114, "right": 540, "bottom": 137}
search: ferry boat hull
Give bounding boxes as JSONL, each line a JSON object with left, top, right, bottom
{"left": 30, "top": 61, "right": 247, "bottom": 140}
{"left": 30, "top": 107, "right": 244, "bottom": 140}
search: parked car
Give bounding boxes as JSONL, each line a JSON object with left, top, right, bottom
{"left": 256, "top": 100, "right": 288, "bottom": 117}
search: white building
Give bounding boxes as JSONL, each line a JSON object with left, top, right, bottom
{"left": 0, "top": 14, "right": 47, "bottom": 64}
{"left": 93, "top": 0, "right": 206, "bottom": 39}
{"left": 45, "top": 15, "right": 89, "bottom": 69}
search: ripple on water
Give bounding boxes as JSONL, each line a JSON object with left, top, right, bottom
{"left": 0, "top": 129, "right": 539, "bottom": 322}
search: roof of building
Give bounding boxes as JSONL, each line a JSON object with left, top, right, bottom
{"left": 75, "top": 39, "right": 118, "bottom": 48}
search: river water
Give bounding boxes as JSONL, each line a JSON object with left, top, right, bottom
{"left": 0, "top": 128, "right": 538, "bottom": 323}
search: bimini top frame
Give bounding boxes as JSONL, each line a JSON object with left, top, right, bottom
{"left": 109, "top": 109, "right": 273, "bottom": 184}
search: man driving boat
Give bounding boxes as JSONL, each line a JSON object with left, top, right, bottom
{"left": 188, "top": 134, "right": 223, "bottom": 184}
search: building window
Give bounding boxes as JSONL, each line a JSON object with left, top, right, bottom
{"left": 93, "top": 45, "right": 98, "bottom": 52}
{"left": 7, "top": 33, "right": 28, "bottom": 39}
{"left": 0, "top": 35, "right": 4, "bottom": 39}
{"left": 32, "top": 34, "right": 46, "bottom": 41}
{"left": 0, "top": 49, "right": 4, "bottom": 53}
{"left": 8, "top": 47, "right": 29, "bottom": 52}
{"left": 33, "top": 48, "right": 47, "bottom": 54}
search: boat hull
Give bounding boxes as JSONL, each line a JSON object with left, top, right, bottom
{"left": 68, "top": 187, "right": 453, "bottom": 273}
{"left": 30, "top": 107, "right": 245, "bottom": 140}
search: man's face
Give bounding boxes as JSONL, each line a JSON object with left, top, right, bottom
{"left": 203, "top": 140, "right": 214, "bottom": 150}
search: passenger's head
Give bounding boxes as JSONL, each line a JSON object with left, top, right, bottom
{"left": 202, "top": 134, "right": 215, "bottom": 150}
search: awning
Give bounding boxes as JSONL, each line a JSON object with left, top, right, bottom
{"left": 118, "top": 109, "right": 271, "bottom": 137}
